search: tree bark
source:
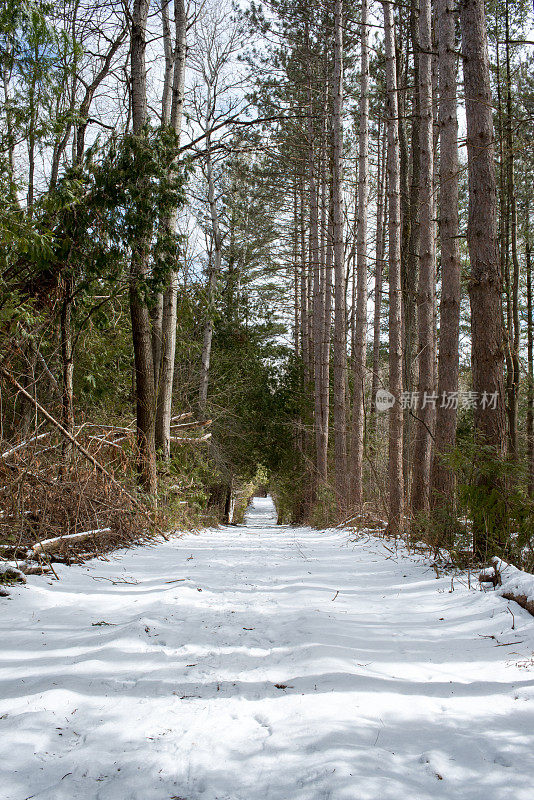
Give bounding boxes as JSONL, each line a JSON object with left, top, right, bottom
{"left": 199, "top": 130, "right": 222, "bottom": 410}
{"left": 403, "top": 4, "right": 421, "bottom": 496}
{"left": 60, "top": 275, "right": 75, "bottom": 471}
{"left": 411, "top": 0, "right": 436, "bottom": 513}
{"left": 383, "top": 0, "right": 404, "bottom": 536}
{"left": 310, "top": 70, "right": 326, "bottom": 486}
{"left": 155, "top": 0, "right": 187, "bottom": 459}
{"left": 351, "top": 0, "right": 369, "bottom": 507}
{"left": 332, "top": 0, "right": 348, "bottom": 505}
{"left": 431, "top": 0, "right": 461, "bottom": 516}
{"left": 526, "top": 210, "right": 533, "bottom": 495}
{"left": 504, "top": 0, "right": 520, "bottom": 458}
{"left": 460, "top": 0, "right": 507, "bottom": 557}
{"left": 369, "top": 120, "right": 386, "bottom": 442}
{"left": 129, "top": 0, "right": 157, "bottom": 496}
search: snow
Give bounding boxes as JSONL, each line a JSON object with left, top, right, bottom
{"left": 494, "top": 557, "right": 534, "bottom": 605}
{"left": 1, "top": 495, "right": 534, "bottom": 800}
{"left": 0, "top": 562, "right": 25, "bottom": 580}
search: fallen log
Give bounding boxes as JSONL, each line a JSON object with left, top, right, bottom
{"left": 491, "top": 557, "right": 534, "bottom": 617}
{"left": 32, "top": 527, "right": 112, "bottom": 554}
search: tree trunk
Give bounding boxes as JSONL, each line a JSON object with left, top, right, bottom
{"left": 299, "top": 179, "right": 310, "bottom": 385}
{"left": 527, "top": 212, "right": 533, "bottom": 496}
{"left": 431, "top": 0, "right": 461, "bottom": 518}
{"left": 129, "top": 0, "right": 157, "bottom": 496}
{"left": 351, "top": 0, "right": 369, "bottom": 507}
{"left": 369, "top": 120, "right": 386, "bottom": 443}
{"left": 460, "top": 0, "right": 507, "bottom": 557}
{"left": 60, "top": 276, "right": 75, "bottom": 471}
{"left": 155, "top": 0, "right": 187, "bottom": 459}
{"left": 383, "top": 0, "right": 404, "bottom": 536}
{"left": 332, "top": 0, "right": 348, "bottom": 505}
{"left": 310, "top": 73, "right": 326, "bottom": 486}
{"left": 411, "top": 0, "right": 436, "bottom": 514}
{"left": 199, "top": 131, "right": 222, "bottom": 410}
{"left": 505, "top": 0, "right": 520, "bottom": 459}
{"left": 403, "top": 3, "right": 421, "bottom": 498}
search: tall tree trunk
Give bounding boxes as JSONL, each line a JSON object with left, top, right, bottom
{"left": 60, "top": 276, "right": 75, "bottom": 470}
{"left": 310, "top": 76, "right": 326, "bottom": 486}
{"left": 505, "top": 0, "right": 520, "bottom": 458}
{"left": 199, "top": 131, "right": 222, "bottom": 410}
{"left": 527, "top": 212, "right": 533, "bottom": 496}
{"left": 460, "top": 0, "right": 507, "bottom": 557}
{"left": 319, "top": 105, "right": 331, "bottom": 486}
{"left": 411, "top": 0, "right": 436, "bottom": 513}
{"left": 322, "top": 202, "right": 333, "bottom": 480}
{"left": 403, "top": 4, "right": 421, "bottom": 498}
{"left": 129, "top": 0, "right": 157, "bottom": 496}
{"left": 383, "top": 0, "right": 404, "bottom": 536}
{"left": 293, "top": 180, "right": 300, "bottom": 357}
{"left": 155, "top": 0, "right": 187, "bottom": 458}
{"left": 370, "top": 121, "right": 387, "bottom": 442}
{"left": 300, "top": 179, "right": 310, "bottom": 386}
{"left": 431, "top": 0, "right": 461, "bottom": 518}
{"left": 351, "top": 0, "right": 369, "bottom": 507}
{"left": 151, "top": 1, "right": 174, "bottom": 394}
{"left": 332, "top": 0, "right": 348, "bottom": 505}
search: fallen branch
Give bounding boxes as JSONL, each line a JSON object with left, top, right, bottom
{"left": 1, "top": 432, "right": 50, "bottom": 460}
{"left": 32, "top": 527, "right": 112, "bottom": 554}
{"left": 170, "top": 419, "right": 212, "bottom": 430}
{"left": 170, "top": 432, "right": 212, "bottom": 444}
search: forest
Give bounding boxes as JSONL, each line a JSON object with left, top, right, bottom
{"left": 1, "top": 0, "right": 534, "bottom": 797}
{"left": 1, "top": 0, "right": 533, "bottom": 561}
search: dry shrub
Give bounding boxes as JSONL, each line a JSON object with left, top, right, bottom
{"left": 0, "top": 427, "right": 157, "bottom": 563}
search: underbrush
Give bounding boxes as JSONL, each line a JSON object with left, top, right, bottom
{"left": 0, "top": 426, "right": 211, "bottom": 569}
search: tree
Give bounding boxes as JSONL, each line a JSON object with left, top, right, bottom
{"left": 332, "top": 0, "right": 347, "bottom": 504}
{"left": 155, "top": 0, "right": 187, "bottom": 459}
{"left": 460, "top": 0, "right": 507, "bottom": 555}
{"left": 431, "top": 0, "right": 461, "bottom": 518}
{"left": 411, "top": 0, "right": 436, "bottom": 513}
{"left": 383, "top": 0, "right": 404, "bottom": 536}
{"left": 129, "top": 0, "right": 157, "bottom": 495}
{"left": 351, "top": 0, "right": 369, "bottom": 507}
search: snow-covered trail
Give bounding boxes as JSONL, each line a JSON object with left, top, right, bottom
{"left": 2, "top": 497, "right": 534, "bottom": 800}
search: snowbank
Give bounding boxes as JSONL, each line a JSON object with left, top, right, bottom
{"left": 493, "top": 556, "right": 534, "bottom": 616}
